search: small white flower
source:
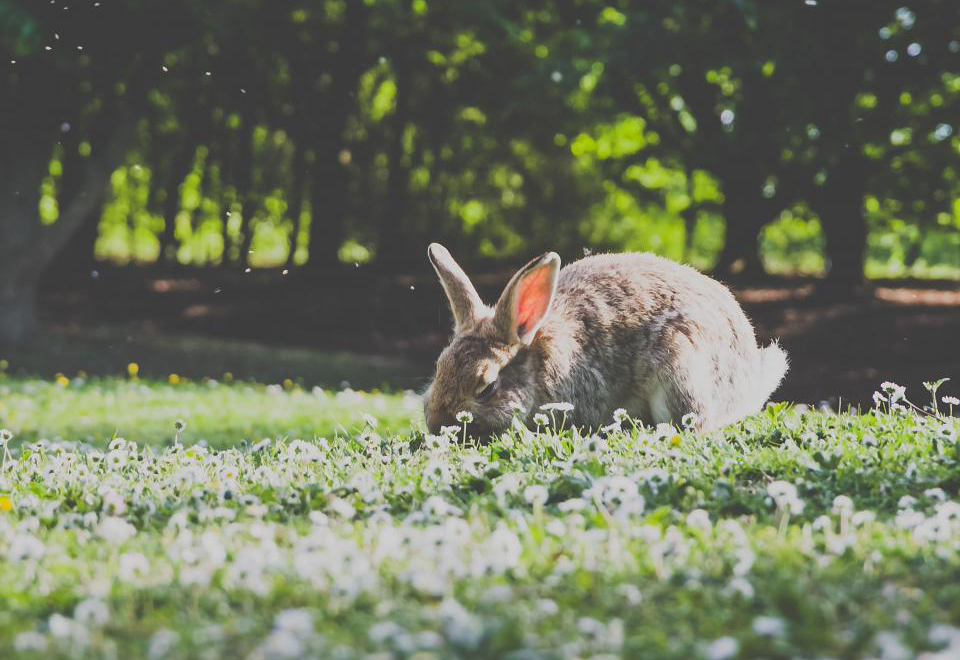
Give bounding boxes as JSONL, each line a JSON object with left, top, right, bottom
{"left": 327, "top": 497, "right": 356, "bottom": 519}
{"left": 74, "top": 597, "right": 110, "bottom": 627}
{"left": 523, "top": 484, "right": 549, "bottom": 506}
{"left": 147, "top": 629, "right": 179, "bottom": 660}
{"left": 119, "top": 551, "right": 151, "bottom": 581}
{"left": 274, "top": 608, "right": 314, "bottom": 635}
{"left": 97, "top": 516, "right": 137, "bottom": 545}
{"left": 106, "top": 449, "right": 129, "bottom": 469}
{"left": 767, "top": 480, "right": 797, "bottom": 502}
{"left": 612, "top": 408, "right": 629, "bottom": 423}
{"left": 832, "top": 495, "right": 855, "bottom": 514}
{"left": 881, "top": 381, "right": 906, "bottom": 403}
{"left": 533, "top": 413, "right": 550, "bottom": 427}
{"left": 14, "top": 631, "right": 48, "bottom": 652}
{"left": 456, "top": 411, "right": 474, "bottom": 424}
{"left": 686, "top": 508, "right": 711, "bottom": 531}
{"left": 942, "top": 396, "right": 960, "bottom": 406}
{"left": 898, "top": 495, "right": 918, "bottom": 510}
{"left": 752, "top": 615, "right": 786, "bottom": 637}
{"left": 681, "top": 412, "right": 699, "bottom": 429}
{"left": 540, "top": 402, "right": 574, "bottom": 412}
{"left": 767, "top": 480, "right": 804, "bottom": 514}
{"left": 704, "top": 636, "right": 739, "bottom": 660}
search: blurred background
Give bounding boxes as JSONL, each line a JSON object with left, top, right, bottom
{"left": 1, "top": 0, "right": 958, "bottom": 405}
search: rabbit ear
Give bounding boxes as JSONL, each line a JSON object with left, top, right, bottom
{"left": 427, "top": 243, "right": 485, "bottom": 328}
{"left": 494, "top": 252, "right": 560, "bottom": 345}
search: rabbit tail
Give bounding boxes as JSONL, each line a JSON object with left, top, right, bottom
{"left": 755, "top": 341, "right": 788, "bottom": 407}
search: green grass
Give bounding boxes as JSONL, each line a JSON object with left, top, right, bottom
{"left": 1, "top": 376, "right": 959, "bottom": 659}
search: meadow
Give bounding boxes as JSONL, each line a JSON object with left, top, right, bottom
{"left": 1, "top": 374, "right": 959, "bottom": 660}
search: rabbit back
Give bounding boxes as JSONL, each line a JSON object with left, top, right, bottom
{"left": 532, "top": 252, "right": 786, "bottom": 430}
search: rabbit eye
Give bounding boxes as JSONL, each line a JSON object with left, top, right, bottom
{"left": 475, "top": 380, "right": 497, "bottom": 401}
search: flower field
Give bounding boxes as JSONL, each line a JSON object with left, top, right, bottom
{"left": 1, "top": 376, "right": 959, "bottom": 659}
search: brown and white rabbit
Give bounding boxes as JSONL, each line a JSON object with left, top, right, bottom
{"left": 423, "top": 243, "right": 788, "bottom": 436}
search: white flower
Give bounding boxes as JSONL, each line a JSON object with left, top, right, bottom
{"left": 439, "top": 598, "right": 484, "bottom": 649}
{"left": 752, "top": 615, "right": 786, "bottom": 637}
{"left": 119, "top": 551, "right": 151, "bottom": 581}
{"left": 942, "top": 395, "right": 959, "bottom": 406}
{"left": 327, "top": 497, "right": 356, "bottom": 520}
{"left": 686, "top": 509, "right": 712, "bottom": 531}
{"left": 147, "top": 629, "right": 179, "bottom": 660}
{"left": 557, "top": 498, "right": 587, "bottom": 512}
{"left": 540, "top": 402, "right": 574, "bottom": 412}
{"left": 97, "top": 516, "right": 137, "bottom": 545}
{"left": 881, "top": 381, "right": 906, "bottom": 403}
{"left": 106, "top": 449, "right": 129, "bottom": 469}
{"left": 251, "top": 630, "right": 304, "bottom": 659}
{"left": 287, "top": 440, "right": 323, "bottom": 461}
{"left": 832, "top": 495, "right": 854, "bottom": 514}
{"left": 873, "top": 630, "right": 911, "bottom": 660}
{"left": 533, "top": 413, "right": 550, "bottom": 427}
{"left": 612, "top": 408, "right": 629, "bottom": 423}
{"left": 274, "top": 608, "right": 314, "bottom": 636}
{"left": 14, "top": 631, "right": 47, "bottom": 652}
{"left": 455, "top": 411, "right": 473, "bottom": 424}
{"left": 523, "top": 484, "right": 549, "bottom": 506}
{"left": 74, "top": 597, "right": 110, "bottom": 627}
{"left": 704, "top": 636, "right": 740, "bottom": 660}
{"left": 726, "top": 577, "right": 754, "bottom": 598}
{"left": 767, "top": 480, "right": 804, "bottom": 515}
{"left": 767, "top": 480, "right": 797, "bottom": 501}
{"left": 7, "top": 533, "right": 46, "bottom": 561}
{"left": 898, "top": 495, "right": 918, "bottom": 510}
{"left": 681, "top": 412, "right": 699, "bottom": 429}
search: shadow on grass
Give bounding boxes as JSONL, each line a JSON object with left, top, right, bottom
{"left": 1, "top": 325, "right": 430, "bottom": 392}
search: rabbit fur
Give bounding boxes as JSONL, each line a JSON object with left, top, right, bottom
{"left": 423, "top": 243, "right": 787, "bottom": 436}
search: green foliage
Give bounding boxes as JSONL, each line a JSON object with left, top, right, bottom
{"left": 0, "top": 377, "right": 959, "bottom": 657}
{"left": 3, "top": 0, "right": 960, "bottom": 281}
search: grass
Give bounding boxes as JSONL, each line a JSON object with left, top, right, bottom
{"left": 2, "top": 326, "right": 426, "bottom": 392}
{"left": 0, "top": 375, "right": 959, "bottom": 659}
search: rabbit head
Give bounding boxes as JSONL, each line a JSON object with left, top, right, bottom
{"left": 424, "top": 243, "right": 560, "bottom": 437}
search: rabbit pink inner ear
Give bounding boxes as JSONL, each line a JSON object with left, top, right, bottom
{"left": 507, "top": 254, "right": 559, "bottom": 344}
{"left": 515, "top": 267, "right": 553, "bottom": 339}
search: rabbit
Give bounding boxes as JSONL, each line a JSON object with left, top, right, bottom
{"left": 423, "top": 243, "right": 788, "bottom": 437}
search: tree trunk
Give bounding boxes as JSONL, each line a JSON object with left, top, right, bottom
{"left": 237, "top": 116, "right": 258, "bottom": 270}
{"left": 376, "top": 59, "right": 412, "bottom": 271}
{"left": 284, "top": 140, "right": 308, "bottom": 269}
{"left": 305, "top": 0, "right": 368, "bottom": 273}
{"left": 0, "top": 120, "right": 136, "bottom": 344}
{"left": 0, "top": 283, "right": 39, "bottom": 345}
{"left": 814, "top": 159, "right": 868, "bottom": 287}
{"left": 714, "top": 180, "right": 769, "bottom": 280}
{"left": 158, "top": 139, "right": 198, "bottom": 264}
{"left": 307, "top": 162, "right": 346, "bottom": 269}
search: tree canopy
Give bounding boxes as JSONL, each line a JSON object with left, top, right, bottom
{"left": 1, "top": 0, "right": 959, "bottom": 341}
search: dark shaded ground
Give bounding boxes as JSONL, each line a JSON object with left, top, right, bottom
{"left": 9, "top": 264, "right": 959, "bottom": 406}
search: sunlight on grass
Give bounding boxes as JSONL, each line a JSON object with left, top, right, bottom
{"left": 0, "top": 377, "right": 958, "bottom": 658}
